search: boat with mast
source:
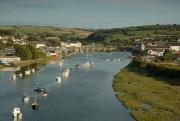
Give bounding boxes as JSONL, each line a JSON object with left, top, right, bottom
{"left": 56, "top": 61, "right": 62, "bottom": 83}
{"left": 10, "top": 74, "right": 16, "bottom": 80}
{"left": 12, "top": 78, "right": 22, "bottom": 120}
{"left": 62, "top": 52, "right": 70, "bottom": 79}
{"left": 22, "top": 78, "right": 30, "bottom": 103}
{"left": 81, "top": 48, "right": 95, "bottom": 69}
{"left": 12, "top": 107, "right": 22, "bottom": 119}
{"left": 25, "top": 63, "right": 31, "bottom": 76}
{"left": 32, "top": 94, "right": 38, "bottom": 110}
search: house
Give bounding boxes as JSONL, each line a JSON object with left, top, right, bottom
{"left": 70, "top": 42, "right": 81, "bottom": 48}
{"left": 146, "top": 45, "right": 169, "bottom": 56}
{"left": 61, "top": 42, "right": 71, "bottom": 48}
{"left": 32, "top": 41, "right": 47, "bottom": 48}
{"left": 46, "top": 51, "right": 58, "bottom": 57}
{"left": 169, "top": 43, "right": 180, "bottom": 52}
{"left": 147, "top": 49, "right": 165, "bottom": 56}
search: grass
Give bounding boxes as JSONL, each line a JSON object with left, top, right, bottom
{"left": 113, "top": 67, "right": 180, "bottom": 121}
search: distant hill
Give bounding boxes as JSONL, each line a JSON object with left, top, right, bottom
{"left": 1, "top": 24, "right": 180, "bottom": 45}
{"left": 0, "top": 25, "right": 93, "bottom": 38}
{"left": 87, "top": 24, "right": 180, "bottom": 44}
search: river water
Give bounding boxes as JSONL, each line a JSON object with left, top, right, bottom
{"left": 0, "top": 52, "right": 134, "bottom": 121}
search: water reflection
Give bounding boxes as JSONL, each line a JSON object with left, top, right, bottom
{"left": 15, "top": 62, "right": 46, "bottom": 79}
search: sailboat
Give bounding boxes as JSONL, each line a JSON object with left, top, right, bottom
{"left": 62, "top": 68, "right": 70, "bottom": 79}
{"left": 55, "top": 61, "right": 62, "bottom": 83}
{"left": 25, "top": 63, "right": 31, "bottom": 76}
{"left": 35, "top": 60, "right": 40, "bottom": 71}
{"left": 31, "top": 68, "right": 35, "bottom": 73}
{"left": 22, "top": 95, "right": 29, "bottom": 103}
{"left": 81, "top": 49, "right": 95, "bottom": 69}
{"left": 22, "top": 78, "right": 30, "bottom": 103}
{"left": 10, "top": 74, "right": 16, "bottom": 80}
{"left": 12, "top": 107, "right": 22, "bottom": 119}
{"left": 32, "top": 95, "right": 38, "bottom": 110}
{"left": 12, "top": 79, "right": 22, "bottom": 120}
{"left": 62, "top": 54, "right": 70, "bottom": 79}
{"left": 56, "top": 76, "right": 61, "bottom": 83}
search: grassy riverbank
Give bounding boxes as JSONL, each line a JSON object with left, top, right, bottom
{"left": 113, "top": 64, "right": 180, "bottom": 121}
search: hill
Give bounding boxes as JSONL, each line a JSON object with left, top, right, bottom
{"left": 87, "top": 24, "right": 180, "bottom": 45}
{"left": 0, "top": 25, "right": 93, "bottom": 39}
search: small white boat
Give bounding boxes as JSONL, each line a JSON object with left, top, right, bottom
{"left": 25, "top": 70, "right": 31, "bottom": 75}
{"left": 63, "top": 69, "right": 70, "bottom": 78}
{"left": 10, "top": 74, "right": 16, "bottom": 80}
{"left": 81, "top": 62, "right": 90, "bottom": 68}
{"left": 17, "top": 73, "right": 23, "bottom": 77}
{"left": 12, "top": 107, "right": 22, "bottom": 119}
{"left": 31, "top": 68, "right": 35, "bottom": 73}
{"left": 56, "top": 76, "right": 61, "bottom": 83}
{"left": 22, "top": 96, "right": 30, "bottom": 103}
{"left": 59, "top": 61, "right": 63, "bottom": 67}
{"left": 105, "top": 59, "right": 110, "bottom": 62}
{"left": 117, "top": 58, "right": 121, "bottom": 61}
{"left": 113, "top": 59, "right": 117, "bottom": 62}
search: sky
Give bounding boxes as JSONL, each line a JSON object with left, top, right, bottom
{"left": 0, "top": 0, "right": 180, "bottom": 28}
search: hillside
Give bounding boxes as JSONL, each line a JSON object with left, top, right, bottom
{"left": 0, "top": 25, "right": 93, "bottom": 39}
{"left": 87, "top": 24, "right": 180, "bottom": 45}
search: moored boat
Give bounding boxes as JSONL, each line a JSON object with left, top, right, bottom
{"left": 10, "top": 74, "right": 16, "bottom": 80}
{"left": 12, "top": 107, "right": 22, "bottom": 119}
{"left": 56, "top": 76, "right": 61, "bottom": 83}
{"left": 22, "top": 95, "right": 30, "bottom": 103}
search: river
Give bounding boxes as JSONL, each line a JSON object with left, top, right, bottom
{"left": 0, "top": 52, "right": 134, "bottom": 121}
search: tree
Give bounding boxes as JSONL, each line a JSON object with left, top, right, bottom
{"left": 27, "top": 44, "right": 39, "bottom": 59}
{"left": 163, "top": 50, "right": 174, "bottom": 61}
{"left": 14, "top": 44, "right": 32, "bottom": 60}
{"left": 22, "top": 46, "right": 32, "bottom": 60}
{"left": 0, "top": 40, "right": 5, "bottom": 50}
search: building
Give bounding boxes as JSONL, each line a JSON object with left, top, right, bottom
{"left": 0, "top": 56, "right": 21, "bottom": 63}
{"left": 147, "top": 49, "right": 165, "bottom": 56}
{"left": 146, "top": 45, "right": 169, "bottom": 56}
{"left": 32, "top": 41, "right": 47, "bottom": 48}
{"left": 61, "top": 42, "right": 71, "bottom": 48}
{"left": 133, "top": 42, "right": 146, "bottom": 51}
{"left": 70, "top": 42, "right": 82, "bottom": 48}
{"left": 169, "top": 43, "right": 180, "bottom": 52}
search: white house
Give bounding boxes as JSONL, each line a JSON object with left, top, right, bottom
{"left": 32, "top": 42, "right": 47, "bottom": 48}
{"left": 70, "top": 42, "right": 82, "bottom": 48}
{"left": 147, "top": 49, "right": 165, "bottom": 56}
{"left": 61, "top": 42, "right": 71, "bottom": 48}
{"left": 36, "top": 43, "right": 46, "bottom": 48}
{"left": 170, "top": 44, "right": 180, "bottom": 52}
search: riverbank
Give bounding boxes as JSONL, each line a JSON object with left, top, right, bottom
{"left": 12, "top": 57, "right": 55, "bottom": 67}
{"left": 0, "top": 51, "right": 77, "bottom": 68}
{"left": 113, "top": 61, "right": 180, "bottom": 121}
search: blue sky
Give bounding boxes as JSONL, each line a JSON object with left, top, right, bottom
{"left": 0, "top": 0, "right": 180, "bottom": 28}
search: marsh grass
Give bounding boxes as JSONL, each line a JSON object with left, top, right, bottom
{"left": 113, "top": 68, "right": 180, "bottom": 121}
